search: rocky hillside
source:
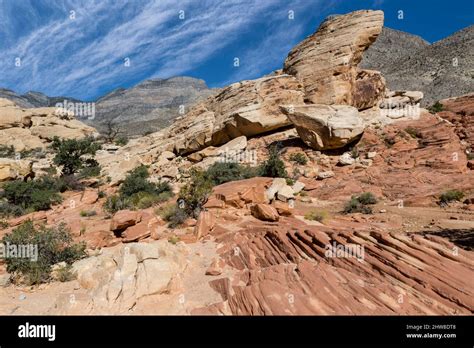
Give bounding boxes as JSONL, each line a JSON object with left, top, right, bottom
{"left": 89, "top": 76, "right": 216, "bottom": 137}
{"left": 363, "top": 26, "right": 474, "bottom": 105}
{"left": 0, "top": 10, "right": 473, "bottom": 316}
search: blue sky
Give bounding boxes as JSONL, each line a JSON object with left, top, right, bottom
{"left": 0, "top": 0, "right": 472, "bottom": 101}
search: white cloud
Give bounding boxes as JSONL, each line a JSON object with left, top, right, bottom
{"left": 0, "top": 0, "right": 328, "bottom": 99}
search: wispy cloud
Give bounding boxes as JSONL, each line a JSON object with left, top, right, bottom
{"left": 0, "top": 0, "right": 327, "bottom": 100}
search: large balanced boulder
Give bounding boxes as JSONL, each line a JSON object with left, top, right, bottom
{"left": 283, "top": 10, "right": 385, "bottom": 108}
{"left": 281, "top": 104, "right": 364, "bottom": 150}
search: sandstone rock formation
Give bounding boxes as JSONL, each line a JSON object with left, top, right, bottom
{"left": 0, "top": 158, "right": 33, "bottom": 182}
{"left": 0, "top": 98, "right": 98, "bottom": 152}
{"left": 437, "top": 93, "right": 474, "bottom": 152}
{"left": 282, "top": 104, "right": 364, "bottom": 150}
{"left": 166, "top": 75, "right": 304, "bottom": 155}
{"left": 283, "top": 10, "right": 384, "bottom": 108}
{"left": 69, "top": 241, "right": 188, "bottom": 313}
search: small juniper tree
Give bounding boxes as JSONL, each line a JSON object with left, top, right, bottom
{"left": 51, "top": 136, "right": 101, "bottom": 176}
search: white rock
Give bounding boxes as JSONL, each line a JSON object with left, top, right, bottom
{"left": 292, "top": 181, "right": 305, "bottom": 194}
{"left": 339, "top": 152, "right": 355, "bottom": 166}
{"left": 317, "top": 171, "right": 335, "bottom": 179}
{"left": 359, "top": 158, "right": 373, "bottom": 167}
{"left": 265, "top": 178, "right": 287, "bottom": 201}
{"left": 367, "top": 151, "right": 377, "bottom": 159}
{"left": 277, "top": 185, "right": 295, "bottom": 202}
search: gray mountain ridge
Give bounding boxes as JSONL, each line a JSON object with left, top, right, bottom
{"left": 362, "top": 26, "right": 474, "bottom": 105}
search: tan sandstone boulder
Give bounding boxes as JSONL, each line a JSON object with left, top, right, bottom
{"left": 282, "top": 104, "right": 364, "bottom": 150}
{"left": 283, "top": 10, "right": 385, "bottom": 108}
{"left": 0, "top": 159, "right": 34, "bottom": 182}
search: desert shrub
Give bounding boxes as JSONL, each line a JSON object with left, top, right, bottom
{"left": 405, "top": 127, "right": 421, "bottom": 139}
{"left": 77, "top": 164, "right": 101, "bottom": 179}
{"left": 168, "top": 235, "right": 180, "bottom": 245}
{"left": 55, "top": 175, "right": 85, "bottom": 192}
{"left": 0, "top": 145, "right": 15, "bottom": 158}
{"left": 103, "top": 195, "right": 131, "bottom": 214}
{"left": 286, "top": 178, "right": 295, "bottom": 186}
{"left": 357, "top": 192, "right": 377, "bottom": 205}
{"left": 179, "top": 169, "right": 214, "bottom": 218}
{"left": 119, "top": 165, "right": 170, "bottom": 197}
{"left": 439, "top": 190, "right": 464, "bottom": 205}
{"left": 1, "top": 177, "right": 62, "bottom": 213}
{"left": 118, "top": 165, "right": 173, "bottom": 209}
{"left": 343, "top": 192, "right": 377, "bottom": 214}
{"left": 259, "top": 146, "right": 288, "bottom": 178}
{"left": 2, "top": 221, "right": 86, "bottom": 285}
{"left": 51, "top": 136, "right": 101, "bottom": 176}
{"left": 55, "top": 264, "right": 76, "bottom": 282}
{"left": 428, "top": 101, "right": 444, "bottom": 114}
{"left": 0, "top": 219, "right": 9, "bottom": 229}
{"left": 205, "top": 162, "right": 258, "bottom": 186}
{"left": 383, "top": 135, "right": 396, "bottom": 148}
{"left": 155, "top": 203, "right": 187, "bottom": 228}
{"left": 289, "top": 152, "right": 308, "bottom": 165}
{"left": 178, "top": 162, "right": 259, "bottom": 219}
{"left": 467, "top": 153, "right": 474, "bottom": 160}
{"left": 79, "top": 210, "right": 97, "bottom": 217}
{"left": 19, "top": 147, "right": 46, "bottom": 159}
{"left": 0, "top": 202, "right": 25, "bottom": 218}
{"left": 304, "top": 210, "right": 328, "bottom": 222}
{"left": 129, "top": 191, "right": 173, "bottom": 209}
{"left": 114, "top": 136, "right": 128, "bottom": 146}
{"left": 98, "top": 190, "right": 106, "bottom": 198}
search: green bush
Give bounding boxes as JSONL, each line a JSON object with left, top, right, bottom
{"left": 357, "top": 192, "right": 377, "bottom": 205}
{"left": 428, "top": 101, "right": 444, "bottom": 114}
{"left": 103, "top": 195, "right": 131, "bottom": 214}
{"left": 51, "top": 136, "right": 101, "bottom": 176}
{"left": 304, "top": 210, "right": 328, "bottom": 222}
{"left": 79, "top": 210, "right": 97, "bottom": 217}
{"left": 178, "top": 162, "right": 260, "bottom": 218}
{"left": 117, "top": 165, "right": 173, "bottom": 210}
{"left": 289, "top": 152, "right": 308, "bottom": 165}
{"left": 129, "top": 191, "right": 173, "bottom": 209}
{"left": 114, "top": 136, "right": 129, "bottom": 146}
{"left": 168, "top": 235, "right": 180, "bottom": 244}
{"left": 439, "top": 190, "right": 464, "bottom": 205}
{"left": 0, "top": 145, "right": 15, "bottom": 158}
{"left": 55, "top": 264, "right": 76, "bottom": 282}
{"left": 259, "top": 146, "right": 288, "bottom": 178}
{"left": 350, "top": 147, "right": 360, "bottom": 159}
{"left": 179, "top": 169, "right": 214, "bottom": 218}
{"left": 205, "top": 162, "right": 258, "bottom": 186}
{"left": 119, "top": 165, "right": 171, "bottom": 198}
{"left": 155, "top": 203, "right": 188, "bottom": 228}
{"left": 78, "top": 165, "right": 101, "bottom": 179}
{"left": 1, "top": 177, "right": 62, "bottom": 213}
{"left": 343, "top": 192, "right": 377, "bottom": 214}
{"left": 2, "top": 221, "right": 86, "bottom": 285}
{"left": 405, "top": 127, "right": 421, "bottom": 139}
{"left": 55, "top": 175, "right": 84, "bottom": 192}
{"left": 0, "top": 202, "right": 25, "bottom": 218}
